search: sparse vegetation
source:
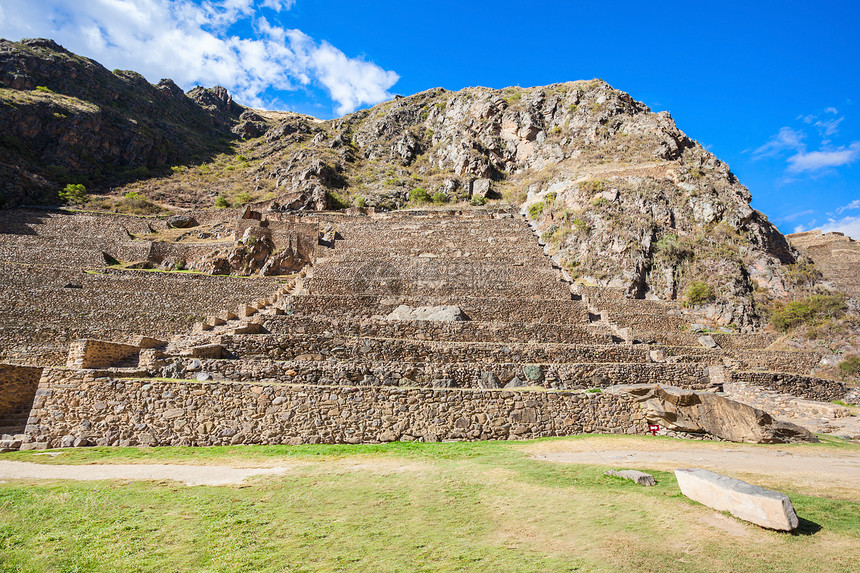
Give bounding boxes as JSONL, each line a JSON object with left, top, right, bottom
{"left": 837, "top": 354, "right": 860, "bottom": 376}
{"left": 684, "top": 281, "right": 716, "bottom": 307}
{"left": 116, "top": 191, "right": 162, "bottom": 215}
{"left": 527, "top": 201, "right": 546, "bottom": 219}
{"left": 770, "top": 294, "right": 848, "bottom": 332}
{"left": 654, "top": 234, "right": 694, "bottom": 265}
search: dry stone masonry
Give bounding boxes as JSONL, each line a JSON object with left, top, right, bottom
{"left": 0, "top": 207, "right": 854, "bottom": 449}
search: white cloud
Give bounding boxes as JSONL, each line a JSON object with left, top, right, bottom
{"left": 261, "top": 0, "right": 295, "bottom": 11}
{"left": 0, "top": 0, "right": 398, "bottom": 114}
{"left": 781, "top": 209, "right": 814, "bottom": 222}
{"left": 753, "top": 127, "right": 805, "bottom": 158}
{"left": 815, "top": 116, "right": 844, "bottom": 138}
{"left": 786, "top": 142, "right": 860, "bottom": 173}
{"left": 821, "top": 215, "right": 860, "bottom": 240}
{"left": 836, "top": 199, "right": 860, "bottom": 214}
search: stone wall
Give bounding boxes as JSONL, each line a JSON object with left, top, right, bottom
{"left": 0, "top": 264, "right": 278, "bottom": 365}
{"left": 0, "top": 364, "right": 43, "bottom": 422}
{"left": 637, "top": 330, "right": 777, "bottom": 350}
{"left": 224, "top": 334, "right": 649, "bottom": 364}
{"left": 65, "top": 340, "right": 140, "bottom": 369}
{"left": 193, "top": 358, "right": 712, "bottom": 391}
{"left": 24, "top": 369, "right": 648, "bottom": 447}
{"left": 287, "top": 294, "right": 591, "bottom": 324}
{"left": 262, "top": 316, "right": 618, "bottom": 345}
{"left": 730, "top": 371, "right": 847, "bottom": 402}
{"left": 658, "top": 347, "right": 821, "bottom": 375}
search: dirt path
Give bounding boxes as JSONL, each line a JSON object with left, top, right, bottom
{"left": 0, "top": 461, "right": 297, "bottom": 486}
{"left": 524, "top": 437, "right": 860, "bottom": 496}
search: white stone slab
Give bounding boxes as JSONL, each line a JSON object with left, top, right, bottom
{"left": 675, "top": 468, "right": 799, "bottom": 531}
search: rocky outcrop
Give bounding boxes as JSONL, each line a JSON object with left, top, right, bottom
{"left": 605, "top": 384, "right": 817, "bottom": 443}
{"left": 675, "top": 468, "right": 799, "bottom": 531}
{"left": 190, "top": 225, "right": 305, "bottom": 276}
{"left": 0, "top": 38, "right": 242, "bottom": 207}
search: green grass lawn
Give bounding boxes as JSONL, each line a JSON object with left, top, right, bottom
{"left": 0, "top": 437, "right": 858, "bottom": 572}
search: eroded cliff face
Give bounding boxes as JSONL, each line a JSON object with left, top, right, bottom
{"left": 0, "top": 40, "right": 804, "bottom": 326}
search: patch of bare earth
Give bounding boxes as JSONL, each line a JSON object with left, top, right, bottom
{"left": 522, "top": 436, "right": 860, "bottom": 499}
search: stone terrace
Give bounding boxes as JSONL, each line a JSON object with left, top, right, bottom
{"left": 3, "top": 207, "right": 854, "bottom": 448}
{"left": 0, "top": 209, "right": 277, "bottom": 365}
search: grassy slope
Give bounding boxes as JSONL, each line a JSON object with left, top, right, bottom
{"left": 1, "top": 437, "right": 858, "bottom": 573}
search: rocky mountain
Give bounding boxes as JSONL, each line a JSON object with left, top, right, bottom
{"left": 0, "top": 38, "right": 244, "bottom": 207}
{"left": 0, "top": 39, "right": 836, "bottom": 329}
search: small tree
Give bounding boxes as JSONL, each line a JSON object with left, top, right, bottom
{"left": 59, "top": 183, "right": 88, "bottom": 204}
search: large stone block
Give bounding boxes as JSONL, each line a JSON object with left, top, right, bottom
{"left": 675, "top": 468, "right": 799, "bottom": 531}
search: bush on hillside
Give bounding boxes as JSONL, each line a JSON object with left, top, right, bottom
{"left": 838, "top": 355, "right": 860, "bottom": 376}
{"left": 431, "top": 191, "right": 449, "bottom": 204}
{"left": 684, "top": 281, "right": 716, "bottom": 307}
{"left": 409, "top": 188, "right": 431, "bottom": 203}
{"left": 59, "top": 183, "right": 88, "bottom": 205}
{"left": 770, "top": 294, "right": 847, "bottom": 332}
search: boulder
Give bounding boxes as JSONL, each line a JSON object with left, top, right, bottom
{"left": 471, "top": 178, "right": 492, "bottom": 199}
{"left": 605, "top": 469, "right": 656, "bottom": 486}
{"left": 697, "top": 335, "right": 719, "bottom": 349}
{"left": 675, "top": 468, "right": 799, "bottom": 531}
{"left": 167, "top": 214, "right": 198, "bottom": 229}
{"left": 386, "top": 305, "right": 468, "bottom": 322}
{"left": 605, "top": 384, "right": 817, "bottom": 444}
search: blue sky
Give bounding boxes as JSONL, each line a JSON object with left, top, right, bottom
{"left": 1, "top": 0, "right": 858, "bottom": 237}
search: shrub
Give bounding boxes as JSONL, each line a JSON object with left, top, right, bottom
{"left": 35, "top": 85, "right": 55, "bottom": 94}
{"left": 577, "top": 179, "right": 607, "bottom": 194}
{"left": 325, "top": 191, "right": 351, "bottom": 210}
{"left": 353, "top": 195, "right": 368, "bottom": 208}
{"left": 571, "top": 218, "right": 590, "bottom": 233}
{"left": 770, "top": 294, "right": 847, "bottom": 332}
{"left": 233, "top": 192, "right": 252, "bottom": 206}
{"left": 409, "top": 188, "right": 431, "bottom": 203}
{"left": 654, "top": 234, "right": 694, "bottom": 265}
{"left": 527, "top": 201, "right": 546, "bottom": 219}
{"left": 838, "top": 355, "right": 860, "bottom": 376}
{"left": 470, "top": 195, "right": 487, "bottom": 206}
{"left": 59, "top": 183, "right": 88, "bottom": 204}
{"left": 118, "top": 191, "right": 160, "bottom": 215}
{"left": 684, "top": 281, "right": 716, "bottom": 307}
{"left": 431, "top": 191, "right": 449, "bottom": 204}
{"left": 214, "top": 195, "right": 229, "bottom": 208}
